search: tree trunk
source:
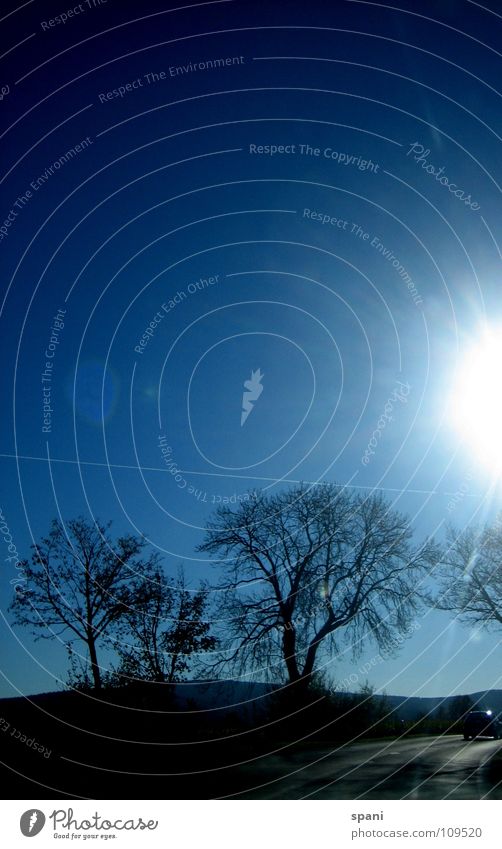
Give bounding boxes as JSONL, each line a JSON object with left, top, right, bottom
{"left": 301, "top": 644, "right": 318, "bottom": 685}
{"left": 282, "top": 624, "right": 301, "bottom": 684}
{"left": 301, "top": 619, "right": 339, "bottom": 690}
{"left": 168, "top": 652, "right": 178, "bottom": 683}
{"left": 87, "top": 635, "right": 102, "bottom": 690}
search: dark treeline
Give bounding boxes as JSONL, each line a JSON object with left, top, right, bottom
{"left": 8, "top": 483, "right": 502, "bottom": 748}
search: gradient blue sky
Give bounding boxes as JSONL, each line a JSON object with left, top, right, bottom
{"left": 1, "top": 0, "right": 502, "bottom": 699}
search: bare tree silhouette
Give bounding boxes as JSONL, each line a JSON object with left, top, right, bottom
{"left": 112, "top": 567, "right": 216, "bottom": 684}
{"left": 435, "top": 519, "right": 502, "bottom": 632}
{"left": 10, "top": 517, "right": 158, "bottom": 690}
{"left": 199, "top": 483, "right": 439, "bottom": 692}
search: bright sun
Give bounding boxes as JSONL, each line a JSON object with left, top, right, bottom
{"left": 450, "top": 329, "right": 502, "bottom": 471}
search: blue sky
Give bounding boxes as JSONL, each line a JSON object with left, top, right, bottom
{"left": 1, "top": 0, "right": 502, "bottom": 699}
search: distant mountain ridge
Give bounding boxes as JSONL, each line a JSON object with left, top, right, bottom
{"left": 174, "top": 681, "right": 502, "bottom": 720}
{"left": 376, "top": 690, "right": 502, "bottom": 721}
{"left": 2, "top": 683, "right": 501, "bottom": 722}
{"left": 175, "top": 682, "right": 502, "bottom": 721}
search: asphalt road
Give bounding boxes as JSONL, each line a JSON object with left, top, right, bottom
{"left": 229, "top": 735, "right": 502, "bottom": 800}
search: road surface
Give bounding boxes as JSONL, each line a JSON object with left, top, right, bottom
{"left": 228, "top": 735, "right": 502, "bottom": 799}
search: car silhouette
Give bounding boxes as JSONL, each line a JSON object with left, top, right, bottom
{"left": 463, "top": 710, "right": 502, "bottom": 740}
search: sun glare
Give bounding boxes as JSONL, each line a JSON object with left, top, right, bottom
{"left": 450, "top": 330, "right": 502, "bottom": 472}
